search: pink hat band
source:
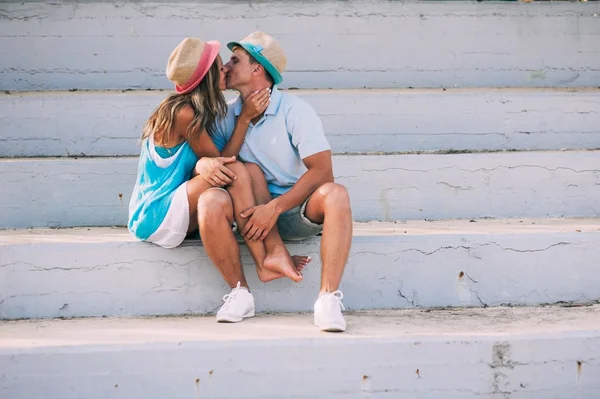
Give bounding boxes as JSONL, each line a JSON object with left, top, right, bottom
{"left": 176, "top": 41, "right": 220, "bottom": 94}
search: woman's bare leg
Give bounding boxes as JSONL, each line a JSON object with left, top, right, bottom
{"left": 186, "top": 175, "right": 248, "bottom": 288}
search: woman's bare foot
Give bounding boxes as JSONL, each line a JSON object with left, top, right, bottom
{"left": 258, "top": 247, "right": 305, "bottom": 283}
{"left": 257, "top": 255, "right": 311, "bottom": 282}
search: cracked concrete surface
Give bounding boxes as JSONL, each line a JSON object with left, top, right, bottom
{"left": 1, "top": 220, "right": 599, "bottom": 319}
{"left": 0, "top": 307, "right": 599, "bottom": 398}
{"left": 3, "top": 151, "right": 599, "bottom": 228}
{"left": 1, "top": 1, "right": 599, "bottom": 90}
{"left": 2, "top": 1, "right": 599, "bottom": 396}
{"left": 2, "top": 89, "right": 598, "bottom": 156}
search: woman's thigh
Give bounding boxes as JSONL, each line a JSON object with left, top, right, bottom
{"left": 186, "top": 174, "right": 219, "bottom": 218}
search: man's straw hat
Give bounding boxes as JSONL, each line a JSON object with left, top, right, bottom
{"left": 227, "top": 32, "right": 286, "bottom": 85}
{"left": 166, "top": 38, "right": 220, "bottom": 94}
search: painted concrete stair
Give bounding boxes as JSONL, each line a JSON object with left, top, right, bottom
{"left": 2, "top": 219, "right": 599, "bottom": 320}
{"left": 2, "top": 1, "right": 598, "bottom": 90}
{"left": 2, "top": 151, "right": 599, "bottom": 228}
{"left": 1, "top": 306, "right": 599, "bottom": 398}
{"left": 2, "top": 1, "right": 599, "bottom": 397}
{"left": 2, "top": 88, "right": 600, "bottom": 157}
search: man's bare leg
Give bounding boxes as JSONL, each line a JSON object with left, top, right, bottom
{"left": 226, "top": 162, "right": 303, "bottom": 283}
{"left": 245, "top": 162, "right": 311, "bottom": 282}
{"left": 303, "top": 183, "right": 352, "bottom": 294}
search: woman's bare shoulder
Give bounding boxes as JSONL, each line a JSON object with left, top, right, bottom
{"left": 172, "top": 105, "right": 196, "bottom": 140}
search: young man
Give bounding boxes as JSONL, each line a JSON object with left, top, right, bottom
{"left": 212, "top": 32, "right": 353, "bottom": 332}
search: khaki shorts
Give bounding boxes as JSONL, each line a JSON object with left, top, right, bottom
{"left": 187, "top": 190, "right": 323, "bottom": 243}
{"left": 273, "top": 194, "right": 323, "bottom": 241}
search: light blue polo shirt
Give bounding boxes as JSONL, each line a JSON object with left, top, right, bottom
{"left": 213, "top": 87, "right": 331, "bottom": 195}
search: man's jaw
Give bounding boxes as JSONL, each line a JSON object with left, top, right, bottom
{"left": 225, "top": 77, "right": 261, "bottom": 99}
{"left": 226, "top": 76, "right": 246, "bottom": 94}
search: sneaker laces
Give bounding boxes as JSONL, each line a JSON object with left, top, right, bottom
{"left": 221, "top": 282, "right": 242, "bottom": 312}
{"left": 322, "top": 290, "right": 345, "bottom": 310}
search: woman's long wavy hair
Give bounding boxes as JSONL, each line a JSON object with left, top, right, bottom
{"left": 141, "top": 59, "right": 227, "bottom": 147}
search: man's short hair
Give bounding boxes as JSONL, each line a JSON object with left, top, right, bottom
{"left": 233, "top": 45, "right": 275, "bottom": 86}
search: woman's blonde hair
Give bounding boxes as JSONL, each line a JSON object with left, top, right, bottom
{"left": 141, "top": 59, "right": 226, "bottom": 147}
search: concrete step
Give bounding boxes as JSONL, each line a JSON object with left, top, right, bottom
{"left": 2, "top": 1, "right": 598, "bottom": 91}
{"left": 2, "top": 151, "right": 599, "bottom": 229}
{"left": 1, "top": 306, "right": 599, "bottom": 398}
{"left": 2, "top": 219, "right": 599, "bottom": 320}
{"left": 2, "top": 88, "right": 599, "bottom": 157}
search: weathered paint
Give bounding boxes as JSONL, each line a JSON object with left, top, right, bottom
{"left": 1, "top": 151, "right": 599, "bottom": 228}
{"left": 1, "top": 1, "right": 599, "bottom": 90}
{"left": 1, "top": 220, "right": 600, "bottom": 319}
{"left": 2, "top": 88, "right": 599, "bottom": 157}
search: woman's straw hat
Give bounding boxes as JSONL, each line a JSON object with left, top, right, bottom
{"left": 227, "top": 32, "right": 286, "bottom": 85}
{"left": 166, "top": 38, "right": 220, "bottom": 94}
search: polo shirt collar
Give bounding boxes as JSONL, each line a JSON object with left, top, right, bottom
{"left": 265, "top": 86, "right": 282, "bottom": 116}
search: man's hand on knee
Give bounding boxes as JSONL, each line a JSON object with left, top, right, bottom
{"left": 240, "top": 202, "right": 279, "bottom": 241}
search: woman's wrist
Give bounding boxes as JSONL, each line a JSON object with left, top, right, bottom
{"left": 237, "top": 114, "right": 252, "bottom": 126}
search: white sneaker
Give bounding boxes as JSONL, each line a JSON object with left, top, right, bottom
{"left": 216, "top": 282, "right": 255, "bottom": 323}
{"left": 314, "top": 291, "right": 347, "bottom": 332}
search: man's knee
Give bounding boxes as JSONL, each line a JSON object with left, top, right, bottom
{"left": 225, "top": 161, "right": 251, "bottom": 185}
{"left": 197, "top": 189, "right": 233, "bottom": 224}
{"left": 318, "top": 183, "right": 351, "bottom": 211}
{"left": 244, "top": 162, "right": 262, "bottom": 178}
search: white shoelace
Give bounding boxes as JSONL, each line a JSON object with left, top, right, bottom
{"left": 221, "top": 281, "right": 242, "bottom": 312}
{"left": 322, "top": 290, "right": 345, "bottom": 310}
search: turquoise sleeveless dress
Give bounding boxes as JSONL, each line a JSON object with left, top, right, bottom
{"left": 128, "top": 137, "right": 198, "bottom": 240}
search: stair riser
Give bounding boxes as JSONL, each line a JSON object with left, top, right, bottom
{"left": 2, "top": 152, "right": 599, "bottom": 228}
{"left": 2, "top": 90, "right": 599, "bottom": 157}
{"left": 2, "top": 230, "right": 598, "bottom": 319}
{"left": 2, "top": 2, "right": 598, "bottom": 90}
{"left": 1, "top": 335, "right": 598, "bottom": 398}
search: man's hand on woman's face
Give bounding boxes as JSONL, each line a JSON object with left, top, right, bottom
{"left": 195, "top": 156, "right": 237, "bottom": 187}
{"left": 240, "top": 88, "right": 271, "bottom": 121}
{"left": 240, "top": 202, "right": 279, "bottom": 241}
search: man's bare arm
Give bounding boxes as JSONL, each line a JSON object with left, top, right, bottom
{"left": 271, "top": 150, "right": 334, "bottom": 214}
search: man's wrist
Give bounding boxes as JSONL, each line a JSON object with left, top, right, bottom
{"left": 270, "top": 197, "right": 285, "bottom": 216}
